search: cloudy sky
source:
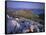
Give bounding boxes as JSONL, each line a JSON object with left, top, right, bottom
{"left": 7, "top": 1, "right": 45, "bottom": 9}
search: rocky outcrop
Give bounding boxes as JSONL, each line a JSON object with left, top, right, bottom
{"left": 7, "top": 15, "right": 44, "bottom": 34}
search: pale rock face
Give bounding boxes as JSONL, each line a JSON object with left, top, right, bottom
{"left": 7, "top": 15, "right": 9, "bottom": 18}
{"left": 7, "top": 18, "right": 21, "bottom": 33}
{"left": 12, "top": 20, "right": 18, "bottom": 26}
{"left": 7, "top": 19, "right": 15, "bottom": 33}
{"left": 23, "top": 29, "right": 29, "bottom": 33}
{"left": 30, "top": 25, "right": 34, "bottom": 32}
{"left": 7, "top": 14, "right": 13, "bottom": 19}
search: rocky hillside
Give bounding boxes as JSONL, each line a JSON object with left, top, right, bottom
{"left": 7, "top": 15, "right": 44, "bottom": 34}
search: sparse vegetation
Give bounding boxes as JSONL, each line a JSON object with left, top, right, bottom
{"left": 7, "top": 8, "right": 39, "bottom": 20}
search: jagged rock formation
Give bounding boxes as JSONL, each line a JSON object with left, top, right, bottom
{"left": 7, "top": 15, "right": 44, "bottom": 34}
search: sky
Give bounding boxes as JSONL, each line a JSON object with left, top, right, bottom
{"left": 7, "top": 1, "right": 45, "bottom": 9}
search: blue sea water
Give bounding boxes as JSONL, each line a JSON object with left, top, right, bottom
{"left": 31, "top": 9, "right": 44, "bottom": 15}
